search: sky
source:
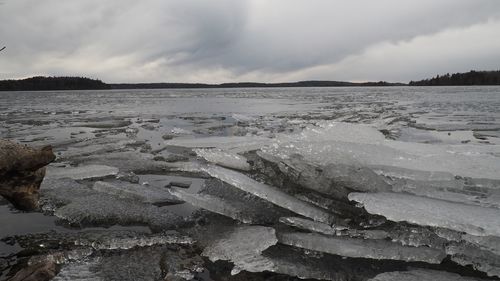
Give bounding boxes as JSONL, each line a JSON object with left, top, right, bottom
{"left": 1, "top": 0, "right": 500, "bottom": 83}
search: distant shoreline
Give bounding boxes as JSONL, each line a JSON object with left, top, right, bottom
{"left": 1, "top": 70, "right": 499, "bottom": 91}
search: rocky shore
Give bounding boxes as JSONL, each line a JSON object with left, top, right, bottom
{"left": 0, "top": 140, "right": 55, "bottom": 211}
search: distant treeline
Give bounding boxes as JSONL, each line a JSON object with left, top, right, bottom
{"left": 2, "top": 71, "right": 499, "bottom": 91}
{"left": 0, "top": 76, "right": 110, "bottom": 91}
{"left": 110, "top": 80, "right": 403, "bottom": 89}
{"left": 409, "top": 70, "right": 500, "bottom": 86}
{"left": 0, "top": 77, "right": 403, "bottom": 91}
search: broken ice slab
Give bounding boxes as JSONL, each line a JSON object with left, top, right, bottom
{"left": 370, "top": 165, "right": 456, "bottom": 181}
{"left": 264, "top": 121, "right": 500, "bottom": 180}
{"left": 279, "top": 216, "right": 390, "bottom": 240}
{"left": 195, "top": 148, "right": 250, "bottom": 171}
{"left": 73, "top": 119, "right": 132, "bottom": 128}
{"left": 201, "top": 165, "right": 334, "bottom": 224}
{"left": 169, "top": 188, "right": 255, "bottom": 224}
{"left": 349, "top": 192, "right": 500, "bottom": 237}
{"left": 368, "top": 269, "right": 489, "bottom": 281}
{"left": 40, "top": 178, "right": 98, "bottom": 212}
{"left": 164, "top": 135, "right": 272, "bottom": 153}
{"left": 169, "top": 182, "right": 288, "bottom": 224}
{"left": 92, "top": 181, "right": 183, "bottom": 205}
{"left": 54, "top": 194, "right": 186, "bottom": 231}
{"left": 46, "top": 165, "right": 119, "bottom": 180}
{"left": 57, "top": 139, "right": 138, "bottom": 160}
{"left": 198, "top": 178, "right": 292, "bottom": 224}
{"left": 446, "top": 242, "right": 500, "bottom": 278}
{"left": 386, "top": 176, "right": 500, "bottom": 209}
{"left": 202, "top": 226, "right": 278, "bottom": 275}
{"left": 68, "top": 151, "right": 203, "bottom": 176}
{"left": 256, "top": 151, "right": 392, "bottom": 199}
{"left": 199, "top": 224, "right": 423, "bottom": 281}
{"left": 279, "top": 217, "right": 346, "bottom": 236}
{"left": 462, "top": 234, "right": 500, "bottom": 256}
{"left": 278, "top": 232, "right": 446, "bottom": 263}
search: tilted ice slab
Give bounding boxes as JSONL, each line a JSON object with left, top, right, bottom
{"left": 279, "top": 217, "right": 390, "bottom": 240}
{"left": 92, "top": 181, "right": 182, "bottom": 205}
{"left": 46, "top": 165, "right": 119, "bottom": 180}
{"left": 264, "top": 122, "right": 500, "bottom": 180}
{"left": 278, "top": 232, "right": 446, "bottom": 264}
{"left": 349, "top": 192, "right": 500, "bottom": 237}
{"left": 201, "top": 165, "right": 334, "bottom": 224}
{"left": 194, "top": 148, "right": 250, "bottom": 171}
{"left": 279, "top": 217, "right": 346, "bottom": 236}
{"left": 54, "top": 194, "right": 185, "bottom": 231}
{"left": 169, "top": 188, "right": 256, "bottom": 224}
{"left": 202, "top": 226, "right": 278, "bottom": 275}
{"left": 368, "top": 269, "right": 489, "bottom": 281}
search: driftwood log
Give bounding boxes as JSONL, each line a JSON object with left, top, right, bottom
{"left": 0, "top": 139, "right": 55, "bottom": 210}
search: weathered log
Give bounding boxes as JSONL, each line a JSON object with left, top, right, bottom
{"left": 0, "top": 139, "right": 56, "bottom": 210}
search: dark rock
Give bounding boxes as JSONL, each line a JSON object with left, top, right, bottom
{"left": 0, "top": 140, "right": 55, "bottom": 210}
{"left": 167, "top": 181, "right": 192, "bottom": 189}
{"left": 6, "top": 259, "right": 57, "bottom": 281}
{"left": 162, "top": 134, "right": 175, "bottom": 140}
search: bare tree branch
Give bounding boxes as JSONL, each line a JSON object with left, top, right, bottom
{"left": 0, "top": 46, "right": 5, "bottom": 52}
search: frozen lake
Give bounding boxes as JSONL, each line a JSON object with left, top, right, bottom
{"left": 1, "top": 86, "right": 500, "bottom": 280}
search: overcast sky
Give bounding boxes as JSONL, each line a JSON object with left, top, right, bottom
{"left": 1, "top": 0, "right": 500, "bottom": 83}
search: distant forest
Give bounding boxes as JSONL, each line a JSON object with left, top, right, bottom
{"left": 1, "top": 70, "right": 500, "bottom": 91}
{"left": 0, "top": 78, "right": 402, "bottom": 91}
{"left": 111, "top": 80, "right": 403, "bottom": 89}
{"left": 0, "top": 76, "right": 110, "bottom": 91}
{"left": 409, "top": 70, "right": 500, "bottom": 86}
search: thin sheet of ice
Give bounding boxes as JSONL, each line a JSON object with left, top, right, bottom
{"left": 165, "top": 135, "right": 272, "bottom": 153}
{"left": 92, "top": 181, "right": 182, "bottom": 205}
{"left": 264, "top": 122, "right": 500, "bottom": 180}
{"left": 278, "top": 232, "right": 446, "bottom": 263}
{"left": 349, "top": 192, "right": 500, "bottom": 237}
{"left": 194, "top": 148, "right": 250, "bottom": 171}
{"left": 46, "top": 165, "right": 119, "bottom": 180}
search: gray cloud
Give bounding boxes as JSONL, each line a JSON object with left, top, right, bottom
{"left": 1, "top": 0, "right": 499, "bottom": 83}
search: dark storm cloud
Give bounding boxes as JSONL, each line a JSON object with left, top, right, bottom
{"left": 1, "top": 0, "right": 499, "bottom": 82}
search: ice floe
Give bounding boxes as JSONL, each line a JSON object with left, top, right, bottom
{"left": 349, "top": 192, "right": 500, "bottom": 237}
